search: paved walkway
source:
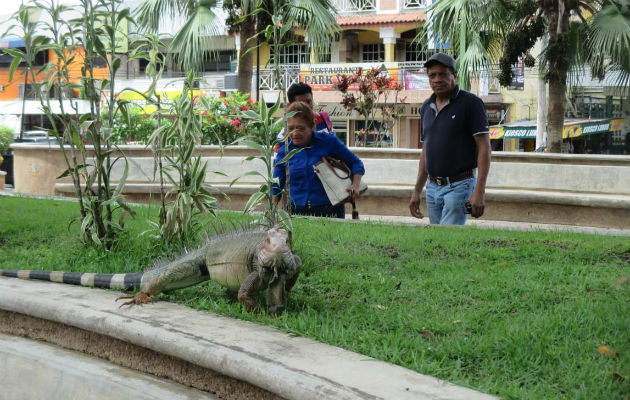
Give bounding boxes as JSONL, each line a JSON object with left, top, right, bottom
{"left": 0, "top": 333, "right": 217, "bottom": 400}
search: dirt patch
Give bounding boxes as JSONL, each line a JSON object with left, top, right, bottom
{"left": 373, "top": 244, "right": 400, "bottom": 259}
{"left": 0, "top": 310, "right": 284, "bottom": 400}
{"left": 613, "top": 248, "right": 630, "bottom": 264}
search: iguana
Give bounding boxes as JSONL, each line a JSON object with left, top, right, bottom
{"left": 0, "top": 226, "right": 301, "bottom": 314}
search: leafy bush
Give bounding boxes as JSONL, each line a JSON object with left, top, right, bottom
{"left": 0, "top": 126, "right": 15, "bottom": 155}
{"left": 102, "top": 106, "right": 157, "bottom": 145}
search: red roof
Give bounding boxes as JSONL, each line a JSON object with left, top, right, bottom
{"left": 337, "top": 13, "right": 425, "bottom": 29}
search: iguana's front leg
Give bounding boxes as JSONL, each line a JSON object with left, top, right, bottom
{"left": 285, "top": 255, "right": 302, "bottom": 293}
{"left": 116, "top": 292, "right": 155, "bottom": 307}
{"left": 237, "top": 272, "right": 262, "bottom": 312}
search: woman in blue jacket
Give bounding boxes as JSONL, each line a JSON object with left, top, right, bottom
{"left": 273, "top": 101, "right": 365, "bottom": 218}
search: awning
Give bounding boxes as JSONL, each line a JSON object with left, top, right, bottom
{"left": 0, "top": 100, "right": 92, "bottom": 115}
{"left": 489, "top": 118, "right": 627, "bottom": 139}
{"left": 0, "top": 37, "right": 25, "bottom": 48}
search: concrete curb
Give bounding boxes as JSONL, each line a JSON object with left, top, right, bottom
{"left": 0, "top": 277, "right": 497, "bottom": 400}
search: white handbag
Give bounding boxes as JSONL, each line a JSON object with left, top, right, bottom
{"left": 313, "top": 157, "right": 367, "bottom": 206}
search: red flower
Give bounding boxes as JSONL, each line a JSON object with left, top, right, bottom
{"left": 231, "top": 118, "right": 240, "bottom": 126}
{"left": 241, "top": 105, "right": 249, "bottom": 111}
{"left": 201, "top": 110, "right": 208, "bottom": 115}
{"left": 248, "top": 98, "right": 254, "bottom": 105}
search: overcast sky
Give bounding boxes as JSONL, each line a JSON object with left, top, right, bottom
{"left": 2, "top": 0, "right": 81, "bottom": 18}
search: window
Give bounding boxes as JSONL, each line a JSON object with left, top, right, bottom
{"left": 314, "top": 47, "right": 331, "bottom": 63}
{"left": 354, "top": 119, "right": 393, "bottom": 148}
{"left": 19, "top": 83, "right": 52, "bottom": 100}
{"left": 362, "top": 44, "right": 384, "bottom": 62}
{"left": 270, "top": 44, "right": 308, "bottom": 65}
{"left": 93, "top": 55, "right": 107, "bottom": 68}
{"left": 0, "top": 49, "right": 48, "bottom": 67}
{"left": 405, "top": 42, "right": 428, "bottom": 62}
{"left": 205, "top": 50, "right": 237, "bottom": 72}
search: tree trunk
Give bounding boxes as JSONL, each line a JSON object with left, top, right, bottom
{"left": 237, "top": 15, "right": 255, "bottom": 96}
{"left": 544, "top": 1, "right": 570, "bottom": 153}
{"left": 547, "top": 79, "right": 565, "bottom": 153}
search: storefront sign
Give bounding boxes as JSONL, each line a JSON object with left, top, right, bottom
{"left": 507, "top": 57, "right": 524, "bottom": 90}
{"left": 489, "top": 118, "right": 627, "bottom": 139}
{"left": 299, "top": 62, "right": 399, "bottom": 91}
{"left": 403, "top": 71, "right": 430, "bottom": 90}
{"left": 315, "top": 103, "right": 364, "bottom": 119}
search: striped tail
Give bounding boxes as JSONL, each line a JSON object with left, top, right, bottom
{"left": 0, "top": 270, "right": 143, "bottom": 291}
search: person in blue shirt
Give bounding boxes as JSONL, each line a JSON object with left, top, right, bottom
{"left": 273, "top": 101, "right": 364, "bottom": 219}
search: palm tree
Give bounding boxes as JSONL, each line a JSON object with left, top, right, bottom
{"left": 421, "top": 0, "right": 629, "bottom": 153}
{"left": 134, "top": 0, "right": 226, "bottom": 73}
{"left": 135, "top": 0, "right": 340, "bottom": 94}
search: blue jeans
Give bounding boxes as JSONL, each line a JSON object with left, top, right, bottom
{"left": 425, "top": 177, "right": 476, "bottom": 225}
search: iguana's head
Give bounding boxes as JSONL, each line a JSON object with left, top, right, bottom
{"left": 257, "top": 226, "right": 295, "bottom": 270}
{"left": 259, "top": 226, "right": 302, "bottom": 315}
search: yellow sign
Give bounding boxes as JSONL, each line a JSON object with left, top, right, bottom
{"left": 489, "top": 126, "right": 505, "bottom": 139}
{"left": 118, "top": 90, "right": 220, "bottom": 113}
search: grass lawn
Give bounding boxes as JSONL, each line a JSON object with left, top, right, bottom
{"left": 1, "top": 196, "right": 628, "bottom": 399}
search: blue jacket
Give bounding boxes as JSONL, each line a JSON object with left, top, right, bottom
{"left": 273, "top": 131, "right": 365, "bottom": 207}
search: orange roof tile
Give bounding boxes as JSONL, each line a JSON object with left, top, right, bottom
{"left": 337, "top": 13, "right": 425, "bottom": 29}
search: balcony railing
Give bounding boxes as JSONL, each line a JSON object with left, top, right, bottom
{"left": 402, "top": 0, "right": 426, "bottom": 9}
{"left": 256, "top": 67, "right": 301, "bottom": 91}
{"left": 332, "top": 0, "right": 376, "bottom": 14}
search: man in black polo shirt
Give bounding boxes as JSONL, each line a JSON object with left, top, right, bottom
{"left": 409, "top": 53, "right": 491, "bottom": 225}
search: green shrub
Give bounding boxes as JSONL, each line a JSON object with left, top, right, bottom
{"left": 103, "top": 106, "right": 157, "bottom": 145}
{"left": 0, "top": 126, "right": 16, "bottom": 155}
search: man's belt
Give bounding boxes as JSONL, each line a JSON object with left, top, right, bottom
{"left": 429, "top": 170, "right": 474, "bottom": 186}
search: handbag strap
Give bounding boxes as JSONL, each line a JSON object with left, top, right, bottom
{"left": 322, "top": 156, "right": 351, "bottom": 179}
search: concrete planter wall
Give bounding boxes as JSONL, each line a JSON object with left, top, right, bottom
{"left": 10, "top": 143, "right": 630, "bottom": 229}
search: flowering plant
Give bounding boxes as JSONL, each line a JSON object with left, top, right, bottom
{"left": 335, "top": 67, "right": 405, "bottom": 147}
{"left": 198, "top": 92, "right": 257, "bottom": 145}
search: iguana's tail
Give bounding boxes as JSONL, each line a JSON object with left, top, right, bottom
{"left": 0, "top": 270, "right": 142, "bottom": 290}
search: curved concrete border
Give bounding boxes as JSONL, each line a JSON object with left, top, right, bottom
{"left": 0, "top": 277, "right": 497, "bottom": 400}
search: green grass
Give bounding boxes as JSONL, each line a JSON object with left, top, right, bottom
{"left": 1, "top": 196, "right": 628, "bottom": 399}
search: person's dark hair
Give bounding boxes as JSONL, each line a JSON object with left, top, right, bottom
{"left": 287, "top": 101, "right": 315, "bottom": 128}
{"left": 287, "top": 82, "right": 313, "bottom": 103}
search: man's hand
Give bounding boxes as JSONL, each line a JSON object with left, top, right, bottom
{"left": 467, "top": 191, "right": 485, "bottom": 218}
{"left": 409, "top": 195, "right": 424, "bottom": 219}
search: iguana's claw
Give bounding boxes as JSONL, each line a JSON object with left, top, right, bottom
{"left": 116, "top": 293, "right": 155, "bottom": 308}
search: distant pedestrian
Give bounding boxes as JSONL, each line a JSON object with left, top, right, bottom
{"left": 409, "top": 53, "right": 491, "bottom": 225}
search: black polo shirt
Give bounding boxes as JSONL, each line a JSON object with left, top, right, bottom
{"left": 421, "top": 86, "right": 489, "bottom": 177}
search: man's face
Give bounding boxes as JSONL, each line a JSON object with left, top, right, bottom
{"left": 292, "top": 93, "right": 314, "bottom": 109}
{"left": 427, "top": 64, "right": 456, "bottom": 98}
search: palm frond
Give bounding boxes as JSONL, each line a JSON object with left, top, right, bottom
{"left": 287, "top": 0, "right": 340, "bottom": 52}
{"left": 588, "top": 2, "right": 630, "bottom": 77}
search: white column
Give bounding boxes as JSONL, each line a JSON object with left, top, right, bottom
{"left": 379, "top": 27, "right": 400, "bottom": 62}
